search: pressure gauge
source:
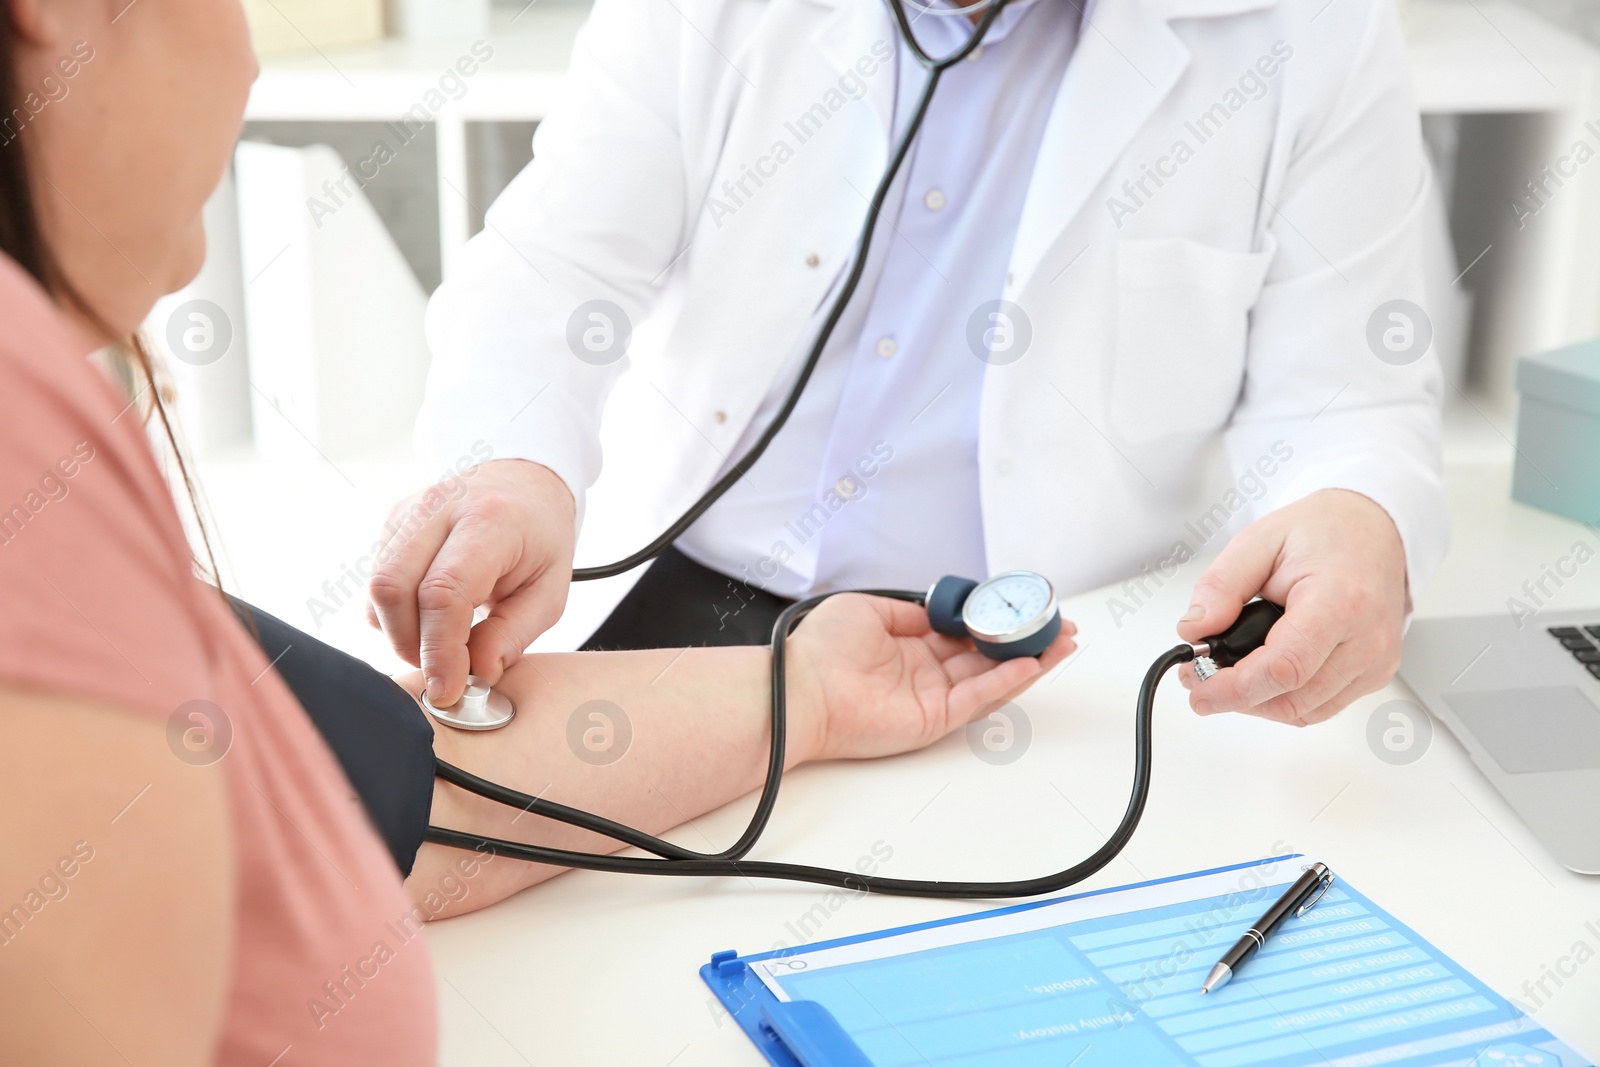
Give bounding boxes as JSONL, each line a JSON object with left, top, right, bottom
{"left": 925, "top": 571, "right": 1062, "bottom": 661}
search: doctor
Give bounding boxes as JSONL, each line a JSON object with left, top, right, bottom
{"left": 368, "top": 0, "right": 1449, "bottom": 728}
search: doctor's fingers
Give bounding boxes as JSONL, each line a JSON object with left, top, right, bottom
{"left": 367, "top": 499, "right": 458, "bottom": 664}
{"left": 462, "top": 565, "right": 573, "bottom": 687}
{"left": 1175, "top": 521, "right": 1288, "bottom": 645}
{"left": 1253, "top": 610, "right": 1403, "bottom": 725}
{"left": 1188, "top": 596, "right": 1345, "bottom": 714}
{"left": 1251, "top": 656, "right": 1390, "bottom": 728}
{"left": 1199, "top": 640, "right": 1362, "bottom": 726}
{"left": 411, "top": 516, "right": 552, "bottom": 705}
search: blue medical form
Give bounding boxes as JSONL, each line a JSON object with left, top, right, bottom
{"left": 701, "top": 856, "right": 1590, "bottom": 1066}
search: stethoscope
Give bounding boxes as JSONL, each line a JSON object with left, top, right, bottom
{"left": 417, "top": 0, "right": 1289, "bottom": 899}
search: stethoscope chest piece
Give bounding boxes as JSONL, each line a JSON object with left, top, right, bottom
{"left": 421, "top": 675, "right": 516, "bottom": 731}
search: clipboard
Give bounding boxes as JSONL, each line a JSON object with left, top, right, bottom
{"left": 701, "top": 855, "right": 1591, "bottom": 1067}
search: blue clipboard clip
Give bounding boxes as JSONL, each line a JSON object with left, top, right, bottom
{"left": 702, "top": 951, "right": 872, "bottom": 1067}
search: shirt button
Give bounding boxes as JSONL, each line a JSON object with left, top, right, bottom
{"left": 923, "top": 189, "right": 947, "bottom": 211}
{"left": 712, "top": 410, "right": 727, "bottom": 424}
{"left": 968, "top": 45, "right": 983, "bottom": 62}
{"left": 835, "top": 477, "right": 859, "bottom": 499}
{"left": 997, "top": 459, "right": 1015, "bottom": 476}
{"left": 875, "top": 336, "right": 897, "bottom": 359}
{"left": 804, "top": 253, "right": 820, "bottom": 268}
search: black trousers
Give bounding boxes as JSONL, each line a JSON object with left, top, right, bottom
{"left": 580, "top": 546, "right": 796, "bottom": 651}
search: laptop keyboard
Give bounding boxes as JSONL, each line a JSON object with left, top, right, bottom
{"left": 1547, "top": 627, "right": 1600, "bottom": 677}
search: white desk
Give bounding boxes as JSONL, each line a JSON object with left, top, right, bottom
{"left": 419, "top": 437, "right": 1600, "bottom": 1065}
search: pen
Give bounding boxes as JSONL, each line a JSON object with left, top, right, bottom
{"left": 1201, "top": 862, "right": 1335, "bottom": 994}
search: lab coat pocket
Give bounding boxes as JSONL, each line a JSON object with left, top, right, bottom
{"left": 1109, "top": 238, "right": 1272, "bottom": 444}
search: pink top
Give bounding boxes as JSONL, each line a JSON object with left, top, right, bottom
{"left": 0, "top": 254, "right": 437, "bottom": 1065}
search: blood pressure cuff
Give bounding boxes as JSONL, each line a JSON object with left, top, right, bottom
{"left": 230, "top": 598, "right": 436, "bottom": 878}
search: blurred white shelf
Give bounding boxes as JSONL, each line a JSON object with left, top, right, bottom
{"left": 246, "top": 5, "right": 587, "bottom": 122}
{"left": 246, "top": 4, "right": 589, "bottom": 272}
{"left": 240, "top": 1, "right": 1600, "bottom": 290}
{"left": 246, "top": 2, "right": 1600, "bottom": 124}
{"left": 1406, "top": 0, "right": 1599, "bottom": 114}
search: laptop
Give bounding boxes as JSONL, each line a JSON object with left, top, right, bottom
{"left": 1400, "top": 611, "right": 1600, "bottom": 874}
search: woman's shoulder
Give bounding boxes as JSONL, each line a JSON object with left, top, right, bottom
{"left": 0, "top": 252, "right": 131, "bottom": 462}
{"left": 0, "top": 253, "right": 211, "bottom": 718}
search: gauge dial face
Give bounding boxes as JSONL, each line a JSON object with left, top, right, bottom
{"left": 962, "top": 571, "right": 1056, "bottom": 641}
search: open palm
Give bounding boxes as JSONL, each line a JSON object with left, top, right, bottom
{"left": 790, "top": 594, "right": 1077, "bottom": 763}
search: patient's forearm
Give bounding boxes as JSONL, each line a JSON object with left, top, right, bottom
{"left": 404, "top": 645, "right": 819, "bottom": 915}
{"left": 400, "top": 593, "right": 1071, "bottom": 915}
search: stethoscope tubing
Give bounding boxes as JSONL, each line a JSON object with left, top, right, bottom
{"left": 421, "top": 0, "right": 1190, "bottom": 901}
{"left": 426, "top": 640, "right": 1195, "bottom": 898}
{"left": 569, "top": 0, "right": 1013, "bottom": 582}
{"left": 435, "top": 590, "right": 924, "bottom": 865}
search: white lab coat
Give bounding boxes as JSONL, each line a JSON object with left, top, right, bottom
{"left": 417, "top": 0, "right": 1450, "bottom": 609}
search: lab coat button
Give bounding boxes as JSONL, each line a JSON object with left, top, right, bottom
{"left": 713, "top": 410, "right": 727, "bottom": 424}
{"left": 804, "top": 253, "right": 820, "bottom": 268}
{"left": 835, "top": 477, "right": 859, "bottom": 499}
{"left": 876, "top": 336, "right": 897, "bottom": 359}
{"left": 997, "top": 459, "right": 1015, "bottom": 476}
{"left": 924, "top": 189, "right": 947, "bottom": 211}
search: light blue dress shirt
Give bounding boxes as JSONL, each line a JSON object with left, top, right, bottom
{"left": 676, "top": 0, "right": 1080, "bottom": 598}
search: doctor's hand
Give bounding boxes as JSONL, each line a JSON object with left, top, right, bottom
{"left": 367, "top": 460, "right": 576, "bottom": 707}
{"left": 1175, "top": 489, "right": 1408, "bottom": 727}
{"left": 789, "top": 593, "right": 1077, "bottom": 763}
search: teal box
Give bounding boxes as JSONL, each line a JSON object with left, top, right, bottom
{"left": 1514, "top": 337, "right": 1600, "bottom": 524}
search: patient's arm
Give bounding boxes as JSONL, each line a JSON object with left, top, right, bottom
{"left": 403, "top": 595, "right": 1076, "bottom": 916}
{"left": 0, "top": 688, "right": 230, "bottom": 1066}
